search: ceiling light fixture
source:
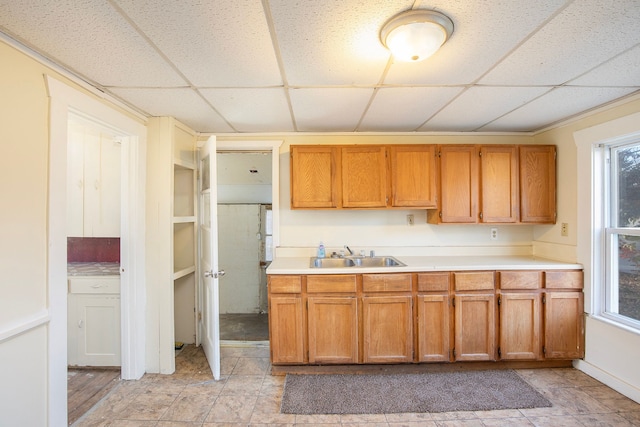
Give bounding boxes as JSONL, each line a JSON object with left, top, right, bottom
{"left": 380, "top": 9, "right": 454, "bottom": 62}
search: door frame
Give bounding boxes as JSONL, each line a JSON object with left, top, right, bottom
{"left": 47, "top": 76, "right": 146, "bottom": 424}
{"left": 214, "top": 139, "right": 282, "bottom": 249}
{"left": 199, "top": 139, "right": 281, "bottom": 357}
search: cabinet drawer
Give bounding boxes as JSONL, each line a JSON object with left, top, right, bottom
{"left": 363, "top": 274, "right": 412, "bottom": 292}
{"left": 307, "top": 275, "right": 356, "bottom": 293}
{"left": 68, "top": 276, "right": 120, "bottom": 294}
{"left": 417, "top": 272, "right": 450, "bottom": 292}
{"left": 499, "top": 271, "right": 542, "bottom": 290}
{"left": 453, "top": 271, "right": 495, "bottom": 291}
{"left": 269, "top": 275, "right": 302, "bottom": 293}
{"left": 545, "top": 271, "right": 583, "bottom": 290}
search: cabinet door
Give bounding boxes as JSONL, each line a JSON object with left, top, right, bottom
{"left": 417, "top": 294, "right": 451, "bottom": 362}
{"left": 269, "top": 295, "right": 305, "bottom": 364}
{"left": 290, "top": 145, "right": 340, "bottom": 208}
{"left": 438, "top": 145, "right": 479, "bottom": 223}
{"left": 96, "top": 137, "right": 121, "bottom": 236}
{"left": 308, "top": 296, "right": 358, "bottom": 364}
{"left": 362, "top": 295, "right": 413, "bottom": 363}
{"left": 520, "top": 145, "right": 556, "bottom": 223}
{"left": 544, "top": 291, "right": 584, "bottom": 359}
{"left": 499, "top": 292, "right": 541, "bottom": 360}
{"left": 342, "top": 146, "right": 388, "bottom": 208}
{"left": 454, "top": 293, "right": 496, "bottom": 361}
{"left": 389, "top": 145, "right": 437, "bottom": 208}
{"left": 480, "top": 145, "right": 518, "bottom": 223}
{"left": 67, "top": 129, "right": 85, "bottom": 237}
{"left": 73, "top": 294, "right": 121, "bottom": 366}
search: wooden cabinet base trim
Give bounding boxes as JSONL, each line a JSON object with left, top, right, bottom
{"left": 270, "top": 359, "right": 573, "bottom": 373}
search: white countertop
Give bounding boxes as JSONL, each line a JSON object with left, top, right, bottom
{"left": 67, "top": 262, "right": 121, "bottom": 276}
{"left": 266, "top": 255, "right": 582, "bottom": 275}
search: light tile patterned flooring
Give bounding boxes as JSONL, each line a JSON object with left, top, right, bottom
{"left": 74, "top": 344, "right": 640, "bottom": 426}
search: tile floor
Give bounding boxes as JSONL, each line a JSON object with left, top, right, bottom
{"left": 74, "top": 344, "right": 640, "bottom": 426}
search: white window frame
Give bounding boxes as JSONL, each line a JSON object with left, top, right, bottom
{"left": 602, "top": 140, "right": 640, "bottom": 331}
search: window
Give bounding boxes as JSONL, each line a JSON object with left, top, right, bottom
{"left": 604, "top": 141, "right": 640, "bottom": 330}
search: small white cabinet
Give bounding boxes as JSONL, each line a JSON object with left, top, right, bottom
{"left": 67, "top": 121, "right": 121, "bottom": 237}
{"left": 67, "top": 276, "right": 121, "bottom": 366}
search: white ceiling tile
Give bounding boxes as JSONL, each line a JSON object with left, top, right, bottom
{"left": 113, "top": 0, "right": 282, "bottom": 87}
{"left": 480, "top": 87, "right": 638, "bottom": 132}
{"left": 109, "top": 88, "right": 233, "bottom": 133}
{"left": 480, "top": 0, "right": 640, "bottom": 85}
{"left": 2, "top": 0, "right": 638, "bottom": 133}
{"left": 420, "top": 86, "right": 552, "bottom": 131}
{"left": 200, "top": 88, "right": 294, "bottom": 132}
{"left": 385, "top": 0, "right": 568, "bottom": 84}
{"left": 269, "top": 0, "right": 410, "bottom": 85}
{"left": 570, "top": 44, "right": 640, "bottom": 86}
{"left": 0, "top": 0, "right": 185, "bottom": 87}
{"left": 289, "top": 88, "right": 374, "bottom": 131}
{"left": 359, "top": 87, "right": 463, "bottom": 131}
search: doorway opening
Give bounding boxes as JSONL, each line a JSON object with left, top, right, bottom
{"left": 217, "top": 151, "right": 272, "bottom": 343}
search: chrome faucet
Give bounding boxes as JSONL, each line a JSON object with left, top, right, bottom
{"left": 344, "top": 245, "right": 354, "bottom": 255}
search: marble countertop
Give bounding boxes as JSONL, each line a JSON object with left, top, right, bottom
{"left": 266, "top": 255, "right": 582, "bottom": 275}
{"left": 67, "top": 262, "right": 121, "bottom": 276}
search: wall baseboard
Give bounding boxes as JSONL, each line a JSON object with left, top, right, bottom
{"left": 574, "top": 359, "right": 640, "bottom": 404}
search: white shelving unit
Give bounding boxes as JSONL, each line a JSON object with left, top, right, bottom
{"left": 147, "top": 117, "right": 198, "bottom": 373}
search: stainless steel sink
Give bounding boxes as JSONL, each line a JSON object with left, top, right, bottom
{"left": 309, "top": 256, "right": 405, "bottom": 268}
{"left": 310, "top": 257, "right": 356, "bottom": 268}
{"left": 351, "top": 256, "right": 405, "bottom": 267}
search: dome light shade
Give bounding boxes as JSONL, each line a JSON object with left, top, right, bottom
{"left": 380, "top": 10, "right": 454, "bottom": 62}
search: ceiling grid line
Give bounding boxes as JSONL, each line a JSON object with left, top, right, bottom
{"left": 0, "top": 0, "right": 637, "bottom": 133}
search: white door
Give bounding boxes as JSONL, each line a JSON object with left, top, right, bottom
{"left": 198, "top": 136, "right": 221, "bottom": 379}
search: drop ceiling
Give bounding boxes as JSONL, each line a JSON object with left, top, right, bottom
{"left": 1, "top": 0, "right": 639, "bottom": 134}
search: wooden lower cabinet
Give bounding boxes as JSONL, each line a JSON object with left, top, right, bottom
{"left": 269, "top": 295, "right": 305, "bottom": 364}
{"left": 362, "top": 295, "right": 413, "bottom": 363}
{"left": 268, "top": 275, "right": 305, "bottom": 364}
{"left": 499, "top": 292, "right": 541, "bottom": 360}
{"left": 416, "top": 294, "right": 451, "bottom": 362}
{"left": 454, "top": 293, "right": 496, "bottom": 361}
{"left": 416, "top": 272, "right": 451, "bottom": 362}
{"left": 267, "top": 269, "right": 583, "bottom": 366}
{"left": 307, "top": 296, "right": 358, "bottom": 364}
{"left": 544, "top": 291, "right": 584, "bottom": 359}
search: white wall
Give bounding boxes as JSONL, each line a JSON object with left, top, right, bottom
{"left": 218, "top": 204, "right": 263, "bottom": 313}
{"left": 571, "top": 110, "right": 640, "bottom": 403}
{"left": 0, "top": 39, "right": 56, "bottom": 425}
{"left": 217, "top": 151, "right": 272, "bottom": 204}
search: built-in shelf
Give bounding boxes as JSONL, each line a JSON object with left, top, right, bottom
{"left": 173, "top": 216, "right": 196, "bottom": 224}
{"left": 173, "top": 266, "right": 196, "bottom": 281}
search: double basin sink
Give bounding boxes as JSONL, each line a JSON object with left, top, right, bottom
{"left": 310, "top": 256, "right": 406, "bottom": 269}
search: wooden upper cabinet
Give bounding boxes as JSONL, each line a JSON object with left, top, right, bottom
{"left": 290, "top": 145, "right": 340, "bottom": 209}
{"left": 520, "top": 145, "right": 556, "bottom": 223}
{"left": 389, "top": 145, "right": 437, "bottom": 208}
{"left": 436, "top": 145, "right": 479, "bottom": 223}
{"left": 341, "top": 146, "right": 388, "bottom": 208}
{"left": 480, "top": 145, "right": 519, "bottom": 223}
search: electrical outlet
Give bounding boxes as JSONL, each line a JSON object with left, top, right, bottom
{"left": 407, "top": 214, "right": 414, "bottom": 226}
{"left": 561, "top": 223, "right": 568, "bottom": 237}
{"left": 490, "top": 228, "right": 498, "bottom": 240}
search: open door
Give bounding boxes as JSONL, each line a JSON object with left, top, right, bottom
{"left": 198, "top": 135, "right": 222, "bottom": 379}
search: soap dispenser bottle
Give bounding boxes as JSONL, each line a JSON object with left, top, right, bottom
{"left": 317, "top": 242, "right": 326, "bottom": 258}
